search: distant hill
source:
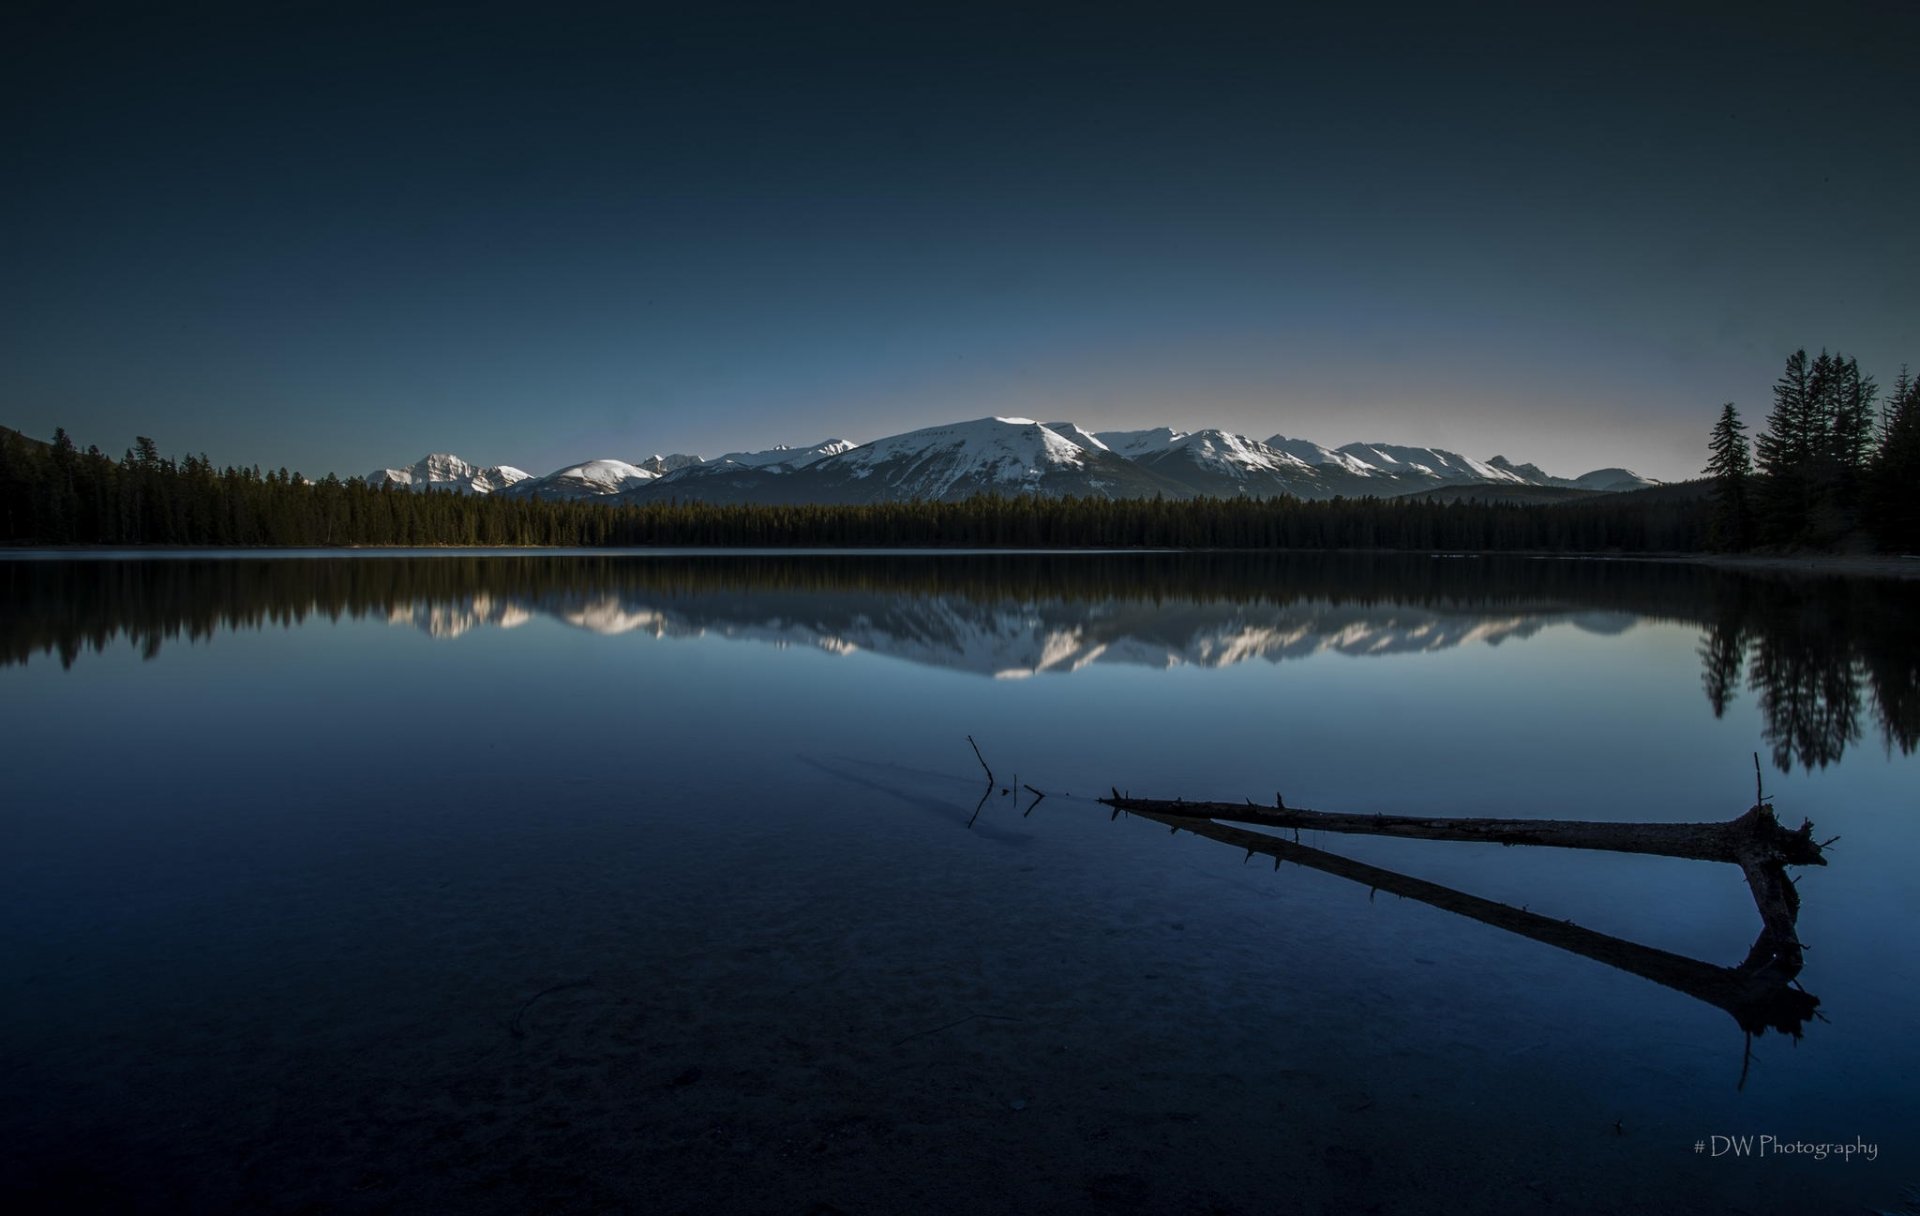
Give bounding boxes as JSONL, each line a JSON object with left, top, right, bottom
{"left": 1, "top": 425, "right": 50, "bottom": 452}
{"left": 1602, "top": 478, "right": 1712, "bottom": 506}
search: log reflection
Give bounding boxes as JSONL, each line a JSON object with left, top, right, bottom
{"left": 1105, "top": 795, "right": 1820, "bottom": 1060}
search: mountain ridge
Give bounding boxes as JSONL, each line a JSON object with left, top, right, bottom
{"left": 364, "top": 417, "right": 1659, "bottom": 504}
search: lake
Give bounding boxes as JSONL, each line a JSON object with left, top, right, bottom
{"left": 2, "top": 552, "right": 1915, "bottom": 1214}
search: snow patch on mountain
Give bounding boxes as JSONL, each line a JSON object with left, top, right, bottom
{"left": 1042, "top": 422, "right": 1113, "bottom": 453}
{"left": 364, "top": 453, "right": 531, "bottom": 494}
{"left": 639, "top": 453, "right": 701, "bottom": 476}
{"left": 709, "top": 439, "right": 856, "bottom": 471}
{"left": 1159, "top": 429, "right": 1314, "bottom": 477}
{"left": 830, "top": 417, "right": 1090, "bottom": 497}
{"left": 1265, "top": 434, "right": 1379, "bottom": 476}
{"left": 1093, "top": 427, "right": 1190, "bottom": 458}
{"left": 1335, "top": 443, "right": 1527, "bottom": 484}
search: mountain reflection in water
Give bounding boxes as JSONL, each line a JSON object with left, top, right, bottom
{"left": 4, "top": 552, "right": 1914, "bottom": 772}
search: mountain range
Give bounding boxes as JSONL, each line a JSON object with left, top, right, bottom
{"left": 366, "top": 417, "right": 1656, "bottom": 505}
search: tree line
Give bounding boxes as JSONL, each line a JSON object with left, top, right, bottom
{"left": 1704, "top": 350, "right": 1919, "bottom": 551}
{"left": 1, "top": 426, "right": 1708, "bottom": 551}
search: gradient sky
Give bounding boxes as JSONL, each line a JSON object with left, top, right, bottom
{"left": 4, "top": 1, "right": 1916, "bottom": 483}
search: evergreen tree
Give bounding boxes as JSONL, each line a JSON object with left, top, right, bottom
{"left": 1828, "top": 355, "right": 1878, "bottom": 475}
{"left": 1755, "top": 349, "right": 1830, "bottom": 544}
{"left": 1867, "top": 365, "right": 1920, "bottom": 550}
{"left": 1703, "top": 403, "right": 1752, "bottom": 550}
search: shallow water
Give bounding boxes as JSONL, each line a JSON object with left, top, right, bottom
{"left": 1, "top": 552, "right": 1915, "bottom": 1214}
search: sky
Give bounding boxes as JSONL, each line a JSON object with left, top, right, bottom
{"left": 3, "top": 1, "right": 1916, "bottom": 483}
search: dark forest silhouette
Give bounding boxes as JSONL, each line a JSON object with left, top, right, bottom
{"left": 1706, "top": 350, "right": 1920, "bottom": 552}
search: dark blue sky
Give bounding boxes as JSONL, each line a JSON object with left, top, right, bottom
{"left": 4, "top": 1, "right": 1915, "bottom": 481}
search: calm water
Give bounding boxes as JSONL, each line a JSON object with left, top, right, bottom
{"left": 2, "top": 552, "right": 1915, "bottom": 1214}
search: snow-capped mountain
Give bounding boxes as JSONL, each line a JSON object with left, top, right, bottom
{"left": 800, "top": 417, "right": 1165, "bottom": 502}
{"left": 1042, "top": 422, "right": 1113, "bottom": 453}
{"left": 1263, "top": 435, "right": 1384, "bottom": 477}
{"left": 1331, "top": 443, "right": 1527, "bottom": 485}
{"left": 506, "top": 458, "right": 659, "bottom": 501}
{"left": 638, "top": 453, "right": 701, "bottom": 477}
{"left": 708, "top": 438, "right": 856, "bottom": 470}
{"left": 1480, "top": 456, "right": 1658, "bottom": 494}
{"left": 634, "top": 417, "right": 1178, "bottom": 505}
{"left": 1093, "top": 427, "right": 1190, "bottom": 459}
{"left": 1127, "top": 429, "right": 1335, "bottom": 499}
{"left": 365, "top": 453, "right": 531, "bottom": 495}
{"left": 640, "top": 438, "right": 858, "bottom": 499}
{"left": 365, "top": 420, "right": 1658, "bottom": 507}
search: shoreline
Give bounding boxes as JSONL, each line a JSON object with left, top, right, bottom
{"left": 1606, "top": 552, "right": 1920, "bottom": 580}
{"left": 3, "top": 544, "right": 1916, "bottom": 579}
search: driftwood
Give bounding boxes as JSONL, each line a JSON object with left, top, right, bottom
{"left": 1115, "top": 806, "right": 1819, "bottom": 1041}
{"left": 1096, "top": 794, "right": 1826, "bottom": 869}
{"left": 1098, "top": 791, "right": 1824, "bottom": 953}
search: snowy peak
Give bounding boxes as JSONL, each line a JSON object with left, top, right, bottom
{"left": 708, "top": 438, "right": 855, "bottom": 471}
{"left": 1160, "top": 429, "right": 1312, "bottom": 475}
{"left": 1092, "top": 427, "right": 1190, "bottom": 458}
{"left": 700, "top": 416, "right": 1186, "bottom": 505}
{"left": 550, "top": 459, "right": 658, "bottom": 489}
{"left": 1265, "top": 434, "right": 1379, "bottom": 476}
{"left": 1123, "top": 429, "right": 1329, "bottom": 499}
{"left": 1334, "top": 443, "right": 1527, "bottom": 485}
{"left": 639, "top": 453, "right": 701, "bottom": 476}
{"left": 1042, "top": 422, "right": 1113, "bottom": 453}
{"left": 830, "top": 417, "right": 1090, "bottom": 495}
{"left": 1486, "top": 455, "right": 1554, "bottom": 483}
{"left": 508, "top": 458, "right": 659, "bottom": 501}
{"left": 365, "top": 453, "right": 531, "bottom": 494}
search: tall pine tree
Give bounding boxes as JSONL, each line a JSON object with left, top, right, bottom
{"left": 1755, "top": 348, "right": 1846, "bottom": 544}
{"left": 1703, "top": 403, "right": 1753, "bottom": 550}
{"left": 1867, "top": 365, "right": 1920, "bottom": 550}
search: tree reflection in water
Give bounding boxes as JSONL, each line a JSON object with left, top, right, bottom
{"left": 2, "top": 552, "right": 1914, "bottom": 772}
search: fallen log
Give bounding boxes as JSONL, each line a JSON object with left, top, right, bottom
{"left": 1096, "top": 794, "right": 1826, "bottom": 871}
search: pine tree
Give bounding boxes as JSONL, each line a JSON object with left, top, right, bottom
{"left": 1703, "top": 403, "right": 1753, "bottom": 550}
{"left": 1754, "top": 349, "right": 1831, "bottom": 544}
{"left": 1829, "top": 355, "right": 1878, "bottom": 475}
{"left": 1867, "top": 365, "right": 1920, "bottom": 550}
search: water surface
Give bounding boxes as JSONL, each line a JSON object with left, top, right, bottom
{"left": 2, "top": 553, "right": 1915, "bottom": 1214}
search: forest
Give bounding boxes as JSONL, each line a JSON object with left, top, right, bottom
{"left": 0, "top": 426, "right": 1707, "bottom": 551}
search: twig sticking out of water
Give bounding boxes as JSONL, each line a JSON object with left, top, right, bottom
{"left": 967, "top": 735, "right": 994, "bottom": 786}
{"left": 966, "top": 735, "right": 996, "bottom": 829}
